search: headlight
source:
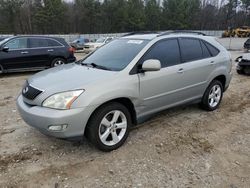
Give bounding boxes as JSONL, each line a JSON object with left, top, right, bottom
{"left": 42, "top": 90, "right": 84, "bottom": 110}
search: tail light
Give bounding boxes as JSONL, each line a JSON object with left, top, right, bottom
{"left": 69, "top": 47, "right": 75, "bottom": 54}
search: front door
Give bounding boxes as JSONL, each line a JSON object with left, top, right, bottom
{"left": 1, "top": 37, "right": 30, "bottom": 70}
{"left": 138, "top": 38, "right": 186, "bottom": 116}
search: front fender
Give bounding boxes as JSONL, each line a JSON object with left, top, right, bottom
{"left": 71, "top": 75, "right": 140, "bottom": 108}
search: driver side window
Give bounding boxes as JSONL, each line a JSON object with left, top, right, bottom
{"left": 140, "top": 39, "right": 181, "bottom": 68}
{"left": 4, "top": 38, "right": 28, "bottom": 50}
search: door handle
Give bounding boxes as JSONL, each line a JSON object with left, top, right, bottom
{"left": 210, "top": 61, "right": 215, "bottom": 65}
{"left": 48, "top": 49, "right": 54, "bottom": 52}
{"left": 177, "top": 68, "right": 184, "bottom": 74}
{"left": 21, "top": 51, "right": 28, "bottom": 54}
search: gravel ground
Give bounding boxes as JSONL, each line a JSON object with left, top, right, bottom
{"left": 0, "top": 51, "right": 250, "bottom": 188}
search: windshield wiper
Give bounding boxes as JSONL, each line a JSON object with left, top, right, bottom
{"left": 90, "top": 63, "right": 111, "bottom": 70}
{"left": 80, "top": 62, "right": 111, "bottom": 71}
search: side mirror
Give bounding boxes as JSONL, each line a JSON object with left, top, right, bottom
{"left": 142, "top": 59, "right": 161, "bottom": 72}
{"left": 2, "top": 46, "right": 9, "bottom": 52}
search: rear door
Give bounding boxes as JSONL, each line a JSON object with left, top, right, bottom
{"left": 27, "top": 37, "right": 51, "bottom": 68}
{"left": 177, "top": 37, "right": 215, "bottom": 100}
{"left": 1, "top": 37, "right": 30, "bottom": 70}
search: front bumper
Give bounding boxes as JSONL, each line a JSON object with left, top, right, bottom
{"left": 16, "top": 95, "right": 95, "bottom": 139}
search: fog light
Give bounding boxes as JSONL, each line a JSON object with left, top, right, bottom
{"left": 48, "top": 124, "right": 68, "bottom": 131}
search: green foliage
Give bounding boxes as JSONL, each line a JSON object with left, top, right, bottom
{"left": 0, "top": 0, "right": 250, "bottom": 34}
{"left": 34, "top": 0, "right": 66, "bottom": 33}
{"left": 162, "top": 0, "right": 200, "bottom": 30}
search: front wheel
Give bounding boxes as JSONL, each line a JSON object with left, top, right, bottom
{"left": 86, "top": 102, "right": 131, "bottom": 151}
{"left": 200, "top": 80, "right": 223, "bottom": 111}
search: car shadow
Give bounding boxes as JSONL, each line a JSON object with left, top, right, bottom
{"left": 0, "top": 71, "right": 39, "bottom": 78}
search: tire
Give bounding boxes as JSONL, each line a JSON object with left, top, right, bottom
{"left": 244, "top": 68, "right": 250, "bottom": 75}
{"left": 85, "top": 102, "right": 131, "bottom": 151}
{"left": 51, "top": 58, "right": 66, "bottom": 67}
{"left": 237, "top": 69, "right": 244, "bottom": 75}
{"left": 0, "top": 64, "right": 3, "bottom": 74}
{"left": 200, "top": 80, "right": 223, "bottom": 111}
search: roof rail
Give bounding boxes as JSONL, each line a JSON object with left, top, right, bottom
{"left": 123, "top": 31, "right": 160, "bottom": 37}
{"left": 157, "top": 30, "right": 206, "bottom": 37}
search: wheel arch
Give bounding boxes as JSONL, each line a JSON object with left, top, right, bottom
{"left": 212, "top": 75, "right": 226, "bottom": 91}
{"left": 84, "top": 97, "right": 137, "bottom": 136}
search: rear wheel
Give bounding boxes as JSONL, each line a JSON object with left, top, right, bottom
{"left": 237, "top": 69, "right": 244, "bottom": 75}
{"left": 200, "top": 80, "right": 223, "bottom": 111}
{"left": 51, "top": 58, "right": 66, "bottom": 67}
{"left": 86, "top": 102, "right": 131, "bottom": 151}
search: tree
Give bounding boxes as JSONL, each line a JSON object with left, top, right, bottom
{"left": 126, "top": 0, "right": 145, "bottom": 31}
{"left": 0, "top": 0, "right": 24, "bottom": 33}
{"left": 162, "top": 0, "right": 200, "bottom": 30}
{"left": 145, "top": 0, "right": 161, "bottom": 31}
{"left": 34, "top": 0, "right": 66, "bottom": 34}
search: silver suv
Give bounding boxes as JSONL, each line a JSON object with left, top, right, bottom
{"left": 17, "top": 32, "right": 233, "bottom": 151}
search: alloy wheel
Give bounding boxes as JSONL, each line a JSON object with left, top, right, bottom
{"left": 208, "top": 85, "right": 222, "bottom": 108}
{"left": 98, "top": 110, "right": 127, "bottom": 146}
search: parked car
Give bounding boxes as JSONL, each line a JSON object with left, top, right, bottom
{"left": 0, "top": 36, "right": 76, "bottom": 74}
{"left": 70, "top": 37, "right": 90, "bottom": 50}
{"left": 236, "top": 54, "right": 250, "bottom": 75}
{"left": 0, "top": 37, "right": 6, "bottom": 42}
{"left": 83, "top": 37, "right": 114, "bottom": 53}
{"left": 17, "top": 31, "right": 232, "bottom": 151}
{"left": 244, "top": 38, "right": 250, "bottom": 51}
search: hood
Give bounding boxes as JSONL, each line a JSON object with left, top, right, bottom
{"left": 28, "top": 63, "right": 117, "bottom": 93}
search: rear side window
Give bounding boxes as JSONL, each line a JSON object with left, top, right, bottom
{"left": 204, "top": 41, "right": 220, "bottom": 56}
{"left": 47, "top": 39, "right": 62, "bottom": 47}
{"left": 29, "top": 38, "right": 49, "bottom": 48}
{"left": 200, "top": 40, "right": 211, "bottom": 58}
{"left": 141, "top": 39, "right": 181, "bottom": 68}
{"left": 179, "top": 38, "right": 203, "bottom": 62}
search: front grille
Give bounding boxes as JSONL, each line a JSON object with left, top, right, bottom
{"left": 22, "top": 82, "right": 43, "bottom": 100}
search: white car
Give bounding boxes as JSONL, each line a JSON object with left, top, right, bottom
{"left": 83, "top": 37, "right": 114, "bottom": 53}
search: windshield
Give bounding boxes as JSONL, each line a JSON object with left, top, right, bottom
{"left": 96, "top": 37, "right": 106, "bottom": 43}
{"left": 78, "top": 38, "right": 149, "bottom": 71}
{"left": 0, "top": 37, "right": 11, "bottom": 46}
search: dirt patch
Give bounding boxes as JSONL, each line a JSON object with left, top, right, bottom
{"left": 0, "top": 51, "right": 249, "bottom": 187}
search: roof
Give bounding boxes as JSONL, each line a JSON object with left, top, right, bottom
{"left": 122, "top": 31, "right": 207, "bottom": 40}
{"left": 123, "top": 34, "right": 159, "bottom": 40}
{"left": 8, "top": 35, "right": 63, "bottom": 40}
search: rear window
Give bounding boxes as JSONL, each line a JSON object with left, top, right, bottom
{"left": 204, "top": 41, "right": 220, "bottom": 56}
{"left": 179, "top": 38, "right": 203, "bottom": 62}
